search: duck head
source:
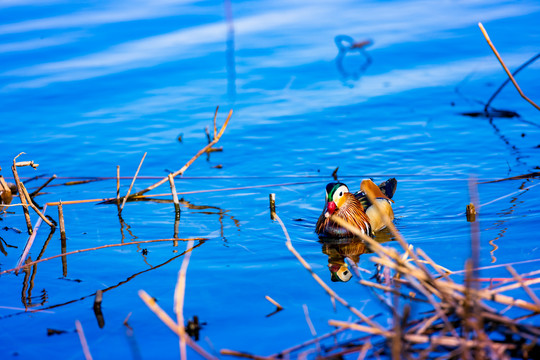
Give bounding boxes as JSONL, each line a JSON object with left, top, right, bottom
{"left": 325, "top": 182, "right": 349, "bottom": 217}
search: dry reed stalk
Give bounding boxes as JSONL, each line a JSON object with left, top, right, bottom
{"left": 302, "top": 304, "right": 321, "bottom": 355}
{"left": 357, "top": 340, "right": 372, "bottom": 360}
{"left": 505, "top": 265, "right": 540, "bottom": 308}
{"left": 213, "top": 106, "right": 218, "bottom": 139}
{"left": 267, "top": 319, "right": 370, "bottom": 359}
{"left": 120, "top": 152, "right": 147, "bottom": 211}
{"left": 11, "top": 154, "right": 33, "bottom": 234}
{"left": 116, "top": 166, "right": 120, "bottom": 203}
{"left": 264, "top": 295, "right": 283, "bottom": 310}
{"left": 328, "top": 320, "right": 390, "bottom": 337}
{"left": 174, "top": 240, "right": 195, "bottom": 360}
{"left": 58, "top": 201, "right": 66, "bottom": 241}
{"left": 268, "top": 193, "right": 276, "bottom": 220}
{"left": 19, "top": 182, "right": 54, "bottom": 227}
{"left": 75, "top": 320, "right": 93, "bottom": 360}
{"left": 168, "top": 174, "right": 180, "bottom": 207}
{"left": 15, "top": 204, "right": 47, "bottom": 272}
{"left": 138, "top": 290, "right": 217, "bottom": 360}
{"left": 478, "top": 22, "right": 540, "bottom": 111}
{"left": 0, "top": 237, "right": 206, "bottom": 275}
{"left": 440, "top": 281, "right": 540, "bottom": 313}
{"left": 274, "top": 213, "right": 384, "bottom": 332}
{"left": 29, "top": 174, "right": 56, "bottom": 197}
{"left": 220, "top": 349, "right": 274, "bottom": 360}
{"left": 133, "top": 109, "right": 232, "bottom": 197}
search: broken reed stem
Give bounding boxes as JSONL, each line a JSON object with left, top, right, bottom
{"left": 133, "top": 109, "right": 232, "bottom": 197}
{"left": 15, "top": 204, "right": 47, "bottom": 271}
{"left": 0, "top": 237, "right": 206, "bottom": 275}
{"left": 505, "top": 265, "right": 540, "bottom": 308}
{"left": 174, "top": 240, "right": 195, "bottom": 360}
{"left": 269, "top": 193, "right": 276, "bottom": 220}
{"left": 138, "top": 290, "right": 218, "bottom": 360}
{"left": 75, "top": 320, "right": 93, "bottom": 360}
{"left": 220, "top": 350, "right": 273, "bottom": 360}
{"left": 120, "top": 152, "right": 147, "bottom": 211}
{"left": 168, "top": 174, "right": 180, "bottom": 206}
{"left": 274, "top": 213, "right": 384, "bottom": 332}
{"left": 478, "top": 22, "right": 540, "bottom": 111}
{"left": 58, "top": 200, "right": 66, "bottom": 241}
{"left": 11, "top": 154, "right": 33, "bottom": 234}
{"left": 302, "top": 304, "right": 321, "bottom": 355}
{"left": 29, "top": 174, "right": 56, "bottom": 197}
{"left": 268, "top": 319, "right": 374, "bottom": 359}
{"left": 264, "top": 295, "right": 283, "bottom": 310}
{"left": 213, "top": 106, "right": 219, "bottom": 139}
{"left": 116, "top": 166, "right": 120, "bottom": 203}
{"left": 20, "top": 182, "right": 54, "bottom": 228}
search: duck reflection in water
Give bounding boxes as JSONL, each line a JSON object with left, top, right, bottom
{"left": 321, "top": 230, "right": 394, "bottom": 282}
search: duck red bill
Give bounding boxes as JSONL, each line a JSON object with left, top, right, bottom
{"left": 327, "top": 201, "right": 336, "bottom": 214}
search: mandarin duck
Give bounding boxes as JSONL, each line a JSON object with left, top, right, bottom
{"left": 315, "top": 178, "right": 397, "bottom": 238}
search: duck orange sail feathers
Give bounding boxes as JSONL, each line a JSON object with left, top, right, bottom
{"left": 315, "top": 178, "right": 397, "bottom": 238}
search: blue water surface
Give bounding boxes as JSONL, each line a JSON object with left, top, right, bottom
{"left": 1, "top": 0, "right": 540, "bottom": 359}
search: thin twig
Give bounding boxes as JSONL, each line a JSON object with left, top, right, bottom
{"left": 174, "top": 240, "right": 195, "bottom": 360}
{"left": 29, "top": 174, "right": 56, "bottom": 197}
{"left": 264, "top": 295, "right": 283, "bottom": 310}
{"left": 75, "top": 320, "right": 93, "bottom": 360}
{"left": 58, "top": 200, "right": 66, "bottom": 241}
{"left": 506, "top": 265, "right": 540, "bottom": 308}
{"left": 15, "top": 204, "right": 47, "bottom": 272}
{"left": 120, "top": 152, "right": 147, "bottom": 211}
{"left": 20, "top": 182, "right": 54, "bottom": 227}
{"left": 302, "top": 304, "right": 321, "bottom": 355}
{"left": 220, "top": 349, "right": 273, "bottom": 360}
{"left": 11, "top": 153, "right": 33, "bottom": 234}
{"left": 133, "top": 109, "right": 232, "bottom": 197}
{"left": 478, "top": 22, "right": 540, "bottom": 111}
{"left": 116, "top": 166, "right": 120, "bottom": 203}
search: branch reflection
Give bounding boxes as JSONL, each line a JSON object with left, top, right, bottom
{"left": 2, "top": 240, "right": 205, "bottom": 321}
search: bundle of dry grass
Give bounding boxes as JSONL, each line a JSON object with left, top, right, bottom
{"left": 219, "top": 188, "right": 540, "bottom": 360}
